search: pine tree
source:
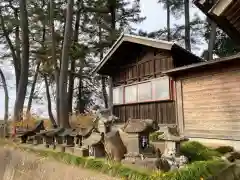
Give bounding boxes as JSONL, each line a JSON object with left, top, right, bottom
{"left": 13, "top": 0, "right": 30, "bottom": 121}
{"left": 82, "top": 0, "right": 145, "bottom": 108}
{"left": 158, "top": 0, "right": 184, "bottom": 41}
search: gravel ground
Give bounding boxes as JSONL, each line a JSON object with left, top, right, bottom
{"left": 0, "top": 146, "right": 119, "bottom": 180}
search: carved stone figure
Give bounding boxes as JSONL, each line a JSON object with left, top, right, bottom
{"left": 162, "top": 147, "right": 188, "bottom": 170}
{"left": 104, "top": 131, "right": 126, "bottom": 162}
{"left": 178, "top": 155, "right": 188, "bottom": 168}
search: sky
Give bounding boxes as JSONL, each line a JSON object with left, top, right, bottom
{"left": 137, "top": 1, "right": 205, "bottom": 32}
{"left": 0, "top": 0, "right": 208, "bottom": 119}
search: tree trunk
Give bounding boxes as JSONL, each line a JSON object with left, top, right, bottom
{"left": 184, "top": 0, "right": 191, "bottom": 51}
{"left": 26, "top": 62, "right": 40, "bottom": 113}
{"left": 108, "top": 0, "right": 116, "bottom": 114}
{"left": 59, "top": 0, "right": 74, "bottom": 128}
{"left": 68, "top": 0, "right": 81, "bottom": 114}
{"left": 13, "top": 0, "right": 29, "bottom": 121}
{"left": 207, "top": 21, "right": 217, "bottom": 60}
{"left": 0, "top": 68, "right": 9, "bottom": 137}
{"left": 50, "top": 0, "right": 60, "bottom": 125}
{"left": 14, "top": 9, "right": 21, "bottom": 92}
{"left": 101, "top": 76, "right": 108, "bottom": 108}
{"left": 76, "top": 69, "right": 84, "bottom": 114}
{"left": 166, "top": 0, "right": 171, "bottom": 41}
{"left": 98, "top": 25, "right": 109, "bottom": 108}
{"left": 43, "top": 74, "right": 57, "bottom": 128}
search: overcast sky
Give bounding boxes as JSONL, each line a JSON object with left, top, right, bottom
{"left": 0, "top": 1, "right": 208, "bottom": 119}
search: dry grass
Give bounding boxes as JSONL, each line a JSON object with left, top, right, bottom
{"left": 10, "top": 112, "right": 39, "bottom": 130}
{"left": 9, "top": 112, "right": 96, "bottom": 131}
{"left": 69, "top": 113, "right": 96, "bottom": 129}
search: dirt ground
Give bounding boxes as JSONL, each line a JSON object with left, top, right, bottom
{"left": 0, "top": 146, "right": 119, "bottom": 180}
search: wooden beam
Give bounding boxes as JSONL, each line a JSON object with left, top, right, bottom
{"left": 226, "top": 8, "right": 240, "bottom": 24}
{"left": 223, "top": 0, "right": 238, "bottom": 17}
{"left": 209, "top": 0, "right": 233, "bottom": 16}
{"left": 108, "top": 76, "right": 113, "bottom": 115}
{"left": 175, "top": 79, "right": 184, "bottom": 134}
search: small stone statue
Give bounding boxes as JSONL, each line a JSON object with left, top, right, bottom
{"left": 163, "top": 148, "right": 176, "bottom": 160}
{"left": 163, "top": 148, "right": 188, "bottom": 170}
{"left": 170, "top": 160, "right": 178, "bottom": 170}
{"left": 178, "top": 155, "right": 188, "bottom": 168}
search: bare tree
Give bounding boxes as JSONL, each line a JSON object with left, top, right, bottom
{"left": 59, "top": 0, "right": 74, "bottom": 128}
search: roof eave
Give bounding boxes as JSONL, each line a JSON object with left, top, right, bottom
{"left": 91, "top": 34, "right": 175, "bottom": 76}
{"left": 208, "top": 0, "right": 232, "bottom": 16}
{"left": 91, "top": 33, "right": 125, "bottom": 76}
{"left": 193, "top": 0, "right": 240, "bottom": 45}
{"left": 163, "top": 53, "right": 240, "bottom": 76}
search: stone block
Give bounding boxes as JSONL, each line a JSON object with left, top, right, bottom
{"left": 55, "top": 145, "right": 65, "bottom": 152}
{"left": 123, "top": 134, "right": 140, "bottom": 153}
{"left": 151, "top": 142, "right": 165, "bottom": 154}
{"left": 74, "top": 147, "right": 89, "bottom": 157}
{"left": 65, "top": 146, "right": 74, "bottom": 154}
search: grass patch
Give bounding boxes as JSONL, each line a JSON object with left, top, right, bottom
{"left": 156, "top": 160, "right": 227, "bottom": 180}
{"left": 0, "top": 139, "right": 229, "bottom": 180}
{"left": 180, "top": 141, "right": 222, "bottom": 162}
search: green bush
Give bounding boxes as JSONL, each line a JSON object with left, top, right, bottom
{"left": 214, "top": 146, "right": 234, "bottom": 155}
{"left": 149, "top": 131, "right": 164, "bottom": 142}
{"left": 180, "top": 141, "right": 221, "bottom": 162}
{"left": 156, "top": 160, "right": 227, "bottom": 180}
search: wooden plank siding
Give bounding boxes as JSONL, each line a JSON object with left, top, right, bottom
{"left": 112, "top": 49, "right": 174, "bottom": 86}
{"left": 113, "top": 101, "right": 176, "bottom": 124}
{"left": 179, "top": 65, "right": 240, "bottom": 140}
{"left": 112, "top": 48, "right": 176, "bottom": 124}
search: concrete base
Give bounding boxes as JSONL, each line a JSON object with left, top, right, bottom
{"left": 74, "top": 147, "right": 89, "bottom": 157}
{"left": 65, "top": 146, "right": 74, "bottom": 154}
{"left": 190, "top": 137, "right": 240, "bottom": 150}
{"left": 55, "top": 145, "right": 65, "bottom": 152}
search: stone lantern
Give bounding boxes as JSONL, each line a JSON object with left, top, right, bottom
{"left": 158, "top": 126, "right": 188, "bottom": 157}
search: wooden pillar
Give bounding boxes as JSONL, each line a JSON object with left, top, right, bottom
{"left": 108, "top": 76, "right": 113, "bottom": 115}
{"left": 175, "top": 79, "right": 184, "bottom": 134}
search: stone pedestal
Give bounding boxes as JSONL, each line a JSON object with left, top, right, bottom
{"left": 89, "top": 144, "right": 105, "bottom": 158}
{"left": 43, "top": 136, "right": 54, "bottom": 147}
{"left": 33, "top": 136, "right": 43, "bottom": 145}
{"left": 63, "top": 136, "right": 74, "bottom": 146}
{"left": 55, "top": 145, "right": 65, "bottom": 152}
{"left": 55, "top": 137, "right": 63, "bottom": 144}
{"left": 123, "top": 133, "right": 140, "bottom": 153}
{"left": 65, "top": 146, "right": 74, "bottom": 154}
{"left": 74, "top": 147, "right": 89, "bottom": 157}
